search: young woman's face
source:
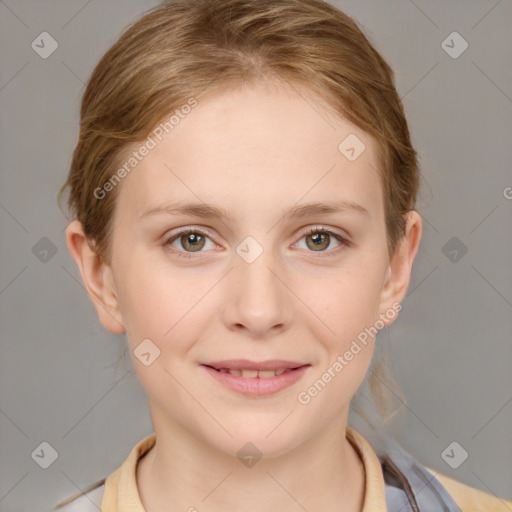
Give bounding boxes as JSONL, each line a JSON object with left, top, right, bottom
{"left": 107, "top": 81, "right": 405, "bottom": 456}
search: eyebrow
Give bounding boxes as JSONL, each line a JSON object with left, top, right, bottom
{"left": 139, "top": 199, "right": 369, "bottom": 221}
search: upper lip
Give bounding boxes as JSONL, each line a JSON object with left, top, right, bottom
{"left": 202, "top": 359, "right": 309, "bottom": 371}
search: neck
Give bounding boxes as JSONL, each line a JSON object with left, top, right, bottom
{"left": 136, "top": 406, "right": 365, "bottom": 512}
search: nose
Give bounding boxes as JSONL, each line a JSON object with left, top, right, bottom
{"left": 220, "top": 245, "right": 292, "bottom": 338}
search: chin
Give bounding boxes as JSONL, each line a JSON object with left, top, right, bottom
{"left": 208, "top": 419, "right": 306, "bottom": 461}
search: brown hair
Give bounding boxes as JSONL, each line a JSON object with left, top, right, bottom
{"left": 59, "top": 0, "right": 419, "bottom": 264}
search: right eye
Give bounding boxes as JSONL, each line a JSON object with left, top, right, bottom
{"left": 164, "top": 228, "right": 218, "bottom": 258}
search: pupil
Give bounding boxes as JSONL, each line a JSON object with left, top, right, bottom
{"left": 184, "top": 232, "right": 204, "bottom": 252}
{"left": 308, "top": 232, "right": 328, "bottom": 251}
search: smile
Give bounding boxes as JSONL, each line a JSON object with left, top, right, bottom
{"left": 201, "top": 360, "right": 310, "bottom": 396}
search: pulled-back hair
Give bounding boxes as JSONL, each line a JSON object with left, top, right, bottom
{"left": 59, "top": 0, "right": 419, "bottom": 265}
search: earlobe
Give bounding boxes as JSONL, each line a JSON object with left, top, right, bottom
{"left": 65, "top": 219, "right": 126, "bottom": 334}
{"left": 377, "top": 211, "right": 423, "bottom": 326}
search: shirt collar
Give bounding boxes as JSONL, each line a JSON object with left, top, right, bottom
{"left": 346, "top": 426, "right": 388, "bottom": 511}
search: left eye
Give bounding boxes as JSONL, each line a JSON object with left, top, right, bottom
{"left": 294, "top": 227, "right": 347, "bottom": 254}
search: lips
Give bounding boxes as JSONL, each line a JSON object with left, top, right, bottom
{"left": 201, "top": 360, "right": 310, "bottom": 396}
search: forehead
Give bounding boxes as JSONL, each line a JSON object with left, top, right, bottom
{"left": 114, "top": 81, "right": 383, "bottom": 223}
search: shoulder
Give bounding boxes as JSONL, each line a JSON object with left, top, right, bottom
{"left": 372, "top": 430, "right": 511, "bottom": 512}
{"left": 52, "top": 432, "right": 156, "bottom": 511}
{"left": 51, "top": 479, "right": 105, "bottom": 511}
{"left": 427, "top": 468, "right": 512, "bottom": 512}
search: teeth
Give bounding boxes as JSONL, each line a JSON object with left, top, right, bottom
{"left": 217, "top": 368, "right": 294, "bottom": 378}
{"left": 241, "top": 369, "right": 259, "bottom": 378}
{"left": 257, "top": 370, "right": 277, "bottom": 379}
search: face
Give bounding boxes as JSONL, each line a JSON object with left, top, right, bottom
{"left": 79, "top": 80, "right": 416, "bottom": 457}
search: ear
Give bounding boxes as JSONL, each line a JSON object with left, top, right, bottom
{"left": 377, "top": 211, "right": 422, "bottom": 327}
{"left": 65, "top": 219, "right": 125, "bottom": 334}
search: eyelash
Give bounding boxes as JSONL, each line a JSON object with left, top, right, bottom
{"left": 164, "top": 226, "right": 351, "bottom": 259}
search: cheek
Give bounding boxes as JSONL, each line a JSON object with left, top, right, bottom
{"left": 294, "top": 271, "right": 381, "bottom": 421}
{"left": 116, "top": 258, "right": 218, "bottom": 355}
{"left": 300, "top": 261, "right": 385, "bottom": 344}
{"left": 113, "top": 256, "right": 175, "bottom": 335}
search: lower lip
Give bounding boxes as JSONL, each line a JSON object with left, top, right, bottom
{"left": 202, "top": 365, "right": 310, "bottom": 396}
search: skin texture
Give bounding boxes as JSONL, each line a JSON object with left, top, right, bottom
{"left": 66, "top": 80, "right": 422, "bottom": 511}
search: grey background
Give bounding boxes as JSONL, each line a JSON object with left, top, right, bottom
{"left": 0, "top": 0, "right": 511, "bottom": 510}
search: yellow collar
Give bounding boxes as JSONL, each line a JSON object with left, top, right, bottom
{"left": 102, "top": 426, "right": 387, "bottom": 511}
